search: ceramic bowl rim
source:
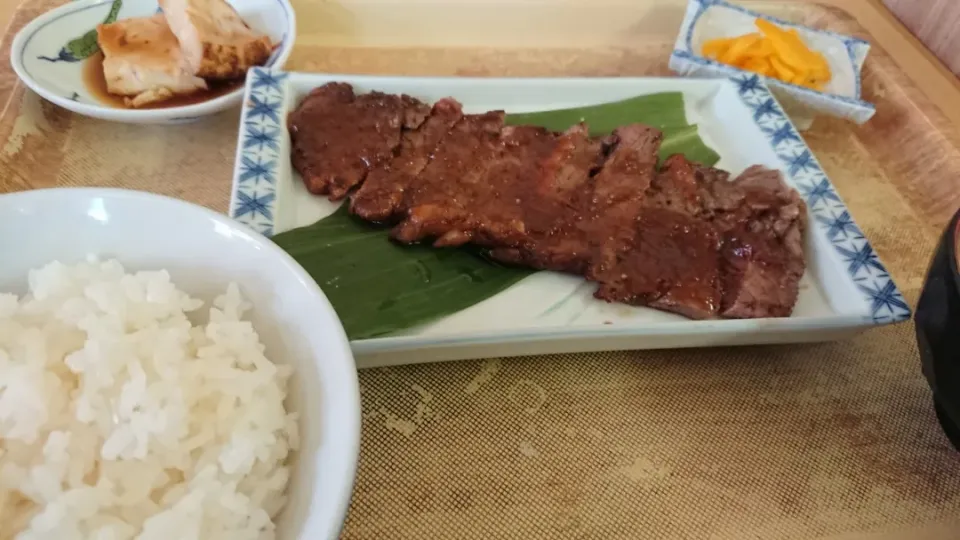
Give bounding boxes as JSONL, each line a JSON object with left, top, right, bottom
{"left": 947, "top": 207, "right": 960, "bottom": 291}
{"left": 0, "top": 186, "right": 361, "bottom": 539}
{"left": 9, "top": 0, "right": 296, "bottom": 123}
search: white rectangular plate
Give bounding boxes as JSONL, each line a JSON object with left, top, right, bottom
{"left": 229, "top": 68, "right": 909, "bottom": 368}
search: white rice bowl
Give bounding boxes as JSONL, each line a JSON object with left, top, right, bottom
{"left": 0, "top": 258, "right": 298, "bottom": 539}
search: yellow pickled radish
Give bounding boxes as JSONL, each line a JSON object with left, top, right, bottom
{"left": 719, "top": 33, "right": 762, "bottom": 65}
{"left": 700, "top": 17, "right": 834, "bottom": 90}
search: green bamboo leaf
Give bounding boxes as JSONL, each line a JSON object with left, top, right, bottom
{"left": 65, "top": 0, "right": 122, "bottom": 60}
{"left": 659, "top": 124, "right": 720, "bottom": 166}
{"left": 506, "top": 93, "right": 719, "bottom": 167}
{"left": 275, "top": 92, "right": 721, "bottom": 339}
{"left": 272, "top": 207, "right": 535, "bottom": 339}
{"left": 505, "top": 93, "right": 688, "bottom": 135}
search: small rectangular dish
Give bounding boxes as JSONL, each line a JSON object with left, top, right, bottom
{"left": 669, "top": 0, "right": 875, "bottom": 127}
{"left": 228, "top": 68, "right": 907, "bottom": 368}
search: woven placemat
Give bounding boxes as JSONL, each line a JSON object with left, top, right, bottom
{"left": 1, "top": 0, "right": 960, "bottom": 538}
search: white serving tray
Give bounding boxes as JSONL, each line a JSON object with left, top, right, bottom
{"left": 229, "top": 68, "right": 909, "bottom": 368}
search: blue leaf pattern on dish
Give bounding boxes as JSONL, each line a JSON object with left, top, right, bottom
{"left": 250, "top": 70, "right": 288, "bottom": 96}
{"left": 246, "top": 94, "right": 282, "bottom": 124}
{"left": 243, "top": 125, "right": 281, "bottom": 152}
{"left": 835, "top": 242, "right": 886, "bottom": 277}
{"left": 238, "top": 155, "right": 277, "bottom": 186}
{"left": 733, "top": 74, "right": 763, "bottom": 97}
{"left": 230, "top": 68, "right": 284, "bottom": 237}
{"left": 728, "top": 80, "right": 909, "bottom": 322}
{"left": 815, "top": 210, "right": 862, "bottom": 241}
{"left": 762, "top": 123, "right": 802, "bottom": 148}
{"left": 234, "top": 191, "right": 276, "bottom": 220}
{"left": 797, "top": 177, "right": 842, "bottom": 209}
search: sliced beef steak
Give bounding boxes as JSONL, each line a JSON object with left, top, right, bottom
{"left": 585, "top": 155, "right": 805, "bottom": 320}
{"left": 350, "top": 98, "right": 464, "bottom": 222}
{"left": 648, "top": 156, "right": 806, "bottom": 318}
{"left": 487, "top": 124, "right": 609, "bottom": 273}
{"left": 591, "top": 208, "right": 722, "bottom": 320}
{"left": 646, "top": 154, "right": 705, "bottom": 216}
{"left": 573, "top": 124, "right": 662, "bottom": 276}
{"left": 587, "top": 152, "right": 722, "bottom": 320}
{"left": 390, "top": 111, "right": 539, "bottom": 247}
{"left": 289, "top": 83, "right": 430, "bottom": 200}
{"left": 713, "top": 165, "right": 807, "bottom": 318}
{"left": 720, "top": 227, "right": 801, "bottom": 319}
{"left": 287, "top": 82, "right": 809, "bottom": 320}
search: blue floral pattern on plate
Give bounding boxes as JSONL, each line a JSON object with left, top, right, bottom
{"left": 230, "top": 67, "right": 285, "bottom": 236}
{"left": 731, "top": 73, "right": 908, "bottom": 322}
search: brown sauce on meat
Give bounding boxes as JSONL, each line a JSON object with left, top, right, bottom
{"left": 82, "top": 51, "right": 243, "bottom": 109}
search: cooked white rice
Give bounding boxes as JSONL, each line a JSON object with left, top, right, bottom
{"left": 0, "top": 258, "right": 298, "bottom": 540}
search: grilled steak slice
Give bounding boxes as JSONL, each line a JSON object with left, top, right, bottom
{"left": 645, "top": 154, "right": 704, "bottom": 216}
{"left": 591, "top": 125, "right": 661, "bottom": 206}
{"left": 615, "top": 155, "right": 806, "bottom": 319}
{"left": 720, "top": 227, "right": 800, "bottom": 319}
{"left": 464, "top": 124, "right": 566, "bottom": 248}
{"left": 488, "top": 124, "right": 608, "bottom": 273}
{"left": 569, "top": 124, "right": 663, "bottom": 277}
{"left": 289, "top": 83, "right": 430, "bottom": 200}
{"left": 587, "top": 152, "right": 722, "bottom": 320}
{"left": 591, "top": 207, "right": 722, "bottom": 320}
{"left": 350, "top": 98, "right": 464, "bottom": 222}
{"left": 390, "top": 115, "right": 575, "bottom": 249}
{"left": 712, "top": 165, "right": 807, "bottom": 318}
{"left": 390, "top": 111, "right": 527, "bottom": 247}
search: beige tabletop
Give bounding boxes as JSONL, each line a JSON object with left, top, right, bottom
{"left": 2, "top": 0, "right": 960, "bottom": 539}
{"left": 2, "top": 0, "right": 23, "bottom": 24}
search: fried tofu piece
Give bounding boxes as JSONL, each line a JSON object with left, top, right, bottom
{"left": 96, "top": 14, "right": 207, "bottom": 108}
{"left": 159, "top": 0, "right": 274, "bottom": 80}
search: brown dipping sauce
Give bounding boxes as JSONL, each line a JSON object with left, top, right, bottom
{"left": 82, "top": 51, "right": 244, "bottom": 109}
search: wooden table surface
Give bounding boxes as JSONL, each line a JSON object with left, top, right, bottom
{"left": 1, "top": 0, "right": 23, "bottom": 32}
{"left": 883, "top": 0, "right": 960, "bottom": 76}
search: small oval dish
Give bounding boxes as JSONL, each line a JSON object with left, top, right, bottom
{"left": 10, "top": 0, "right": 295, "bottom": 125}
{"left": 669, "top": 0, "right": 874, "bottom": 127}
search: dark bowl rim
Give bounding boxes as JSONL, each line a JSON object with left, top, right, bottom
{"left": 948, "top": 209, "right": 960, "bottom": 294}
